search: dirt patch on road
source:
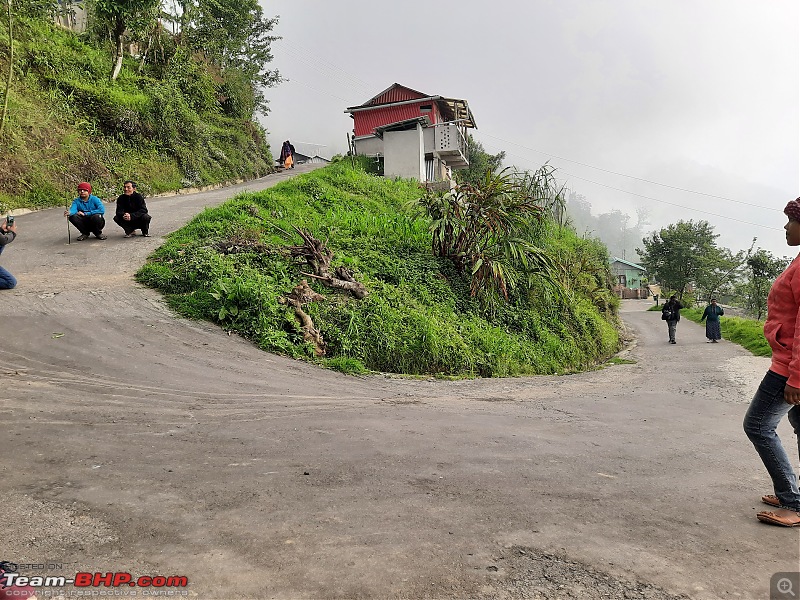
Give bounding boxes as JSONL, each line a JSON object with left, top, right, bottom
{"left": 475, "top": 547, "right": 690, "bottom": 600}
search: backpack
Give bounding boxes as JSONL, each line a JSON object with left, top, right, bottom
{"left": 661, "top": 306, "right": 673, "bottom": 320}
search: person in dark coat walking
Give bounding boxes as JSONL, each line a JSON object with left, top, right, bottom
{"left": 701, "top": 298, "right": 724, "bottom": 342}
{"left": 113, "top": 180, "right": 151, "bottom": 237}
{"left": 662, "top": 295, "right": 684, "bottom": 344}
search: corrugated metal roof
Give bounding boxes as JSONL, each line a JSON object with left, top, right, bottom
{"left": 611, "top": 257, "right": 646, "bottom": 270}
{"left": 347, "top": 84, "right": 476, "bottom": 127}
{"left": 352, "top": 103, "right": 440, "bottom": 136}
{"left": 350, "top": 83, "right": 430, "bottom": 108}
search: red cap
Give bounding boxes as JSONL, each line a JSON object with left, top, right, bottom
{"left": 77, "top": 182, "right": 92, "bottom": 193}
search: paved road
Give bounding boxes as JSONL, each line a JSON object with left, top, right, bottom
{"left": 0, "top": 168, "right": 797, "bottom": 599}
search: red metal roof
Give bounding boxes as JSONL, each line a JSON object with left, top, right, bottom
{"left": 352, "top": 102, "right": 441, "bottom": 137}
{"left": 356, "top": 83, "right": 430, "bottom": 107}
{"left": 346, "top": 83, "right": 477, "bottom": 135}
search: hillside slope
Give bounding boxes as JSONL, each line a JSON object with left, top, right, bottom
{"left": 0, "top": 17, "right": 273, "bottom": 212}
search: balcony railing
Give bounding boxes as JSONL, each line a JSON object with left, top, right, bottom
{"left": 433, "top": 123, "right": 468, "bottom": 168}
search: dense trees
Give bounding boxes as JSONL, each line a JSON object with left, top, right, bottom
{"left": 637, "top": 220, "right": 719, "bottom": 300}
{"left": 162, "top": 0, "right": 280, "bottom": 114}
{"left": 91, "top": 0, "right": 160, "bottom": 80}
{"left": 76, "top": 0, "right": 281, "bottom": 112}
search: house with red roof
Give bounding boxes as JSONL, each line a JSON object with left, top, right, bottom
{"left": 345, "top": 83, "right": 477, "bottom": 183}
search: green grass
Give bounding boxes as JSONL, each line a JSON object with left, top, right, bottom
{"left": 137, "top": 160, "right": 622, "bottom": 377}
{"left": 0, "top": 18, "right": 273, "bottom": 213}
{"left": 605, "top": 357, "right": 636, "bottom": 365}
{"left": 649, "top": 304, "right": 771, "bottom": 356}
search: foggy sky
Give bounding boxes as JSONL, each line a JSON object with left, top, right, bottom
{"left": 260, "top": 1, "right": 799, "bottom": 259}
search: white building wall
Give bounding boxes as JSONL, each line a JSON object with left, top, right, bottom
{"left": 423, "top": 127, "right": 435, "bottom": 153}
{"left": 353, "top": 135, "right": 384, "bottom": 156}
{"left": 383, "top": 126, "right": 425, "bottom": 181}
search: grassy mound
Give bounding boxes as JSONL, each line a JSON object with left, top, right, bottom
{"left": 137, "top": 160, "right": 621, "bottom": 377}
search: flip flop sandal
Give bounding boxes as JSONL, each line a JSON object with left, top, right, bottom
{"left": 756, "top": 508, "right": 800, "bottom": 527}
{"left": 762, "top": 494, "right": 781, "bottom": 507}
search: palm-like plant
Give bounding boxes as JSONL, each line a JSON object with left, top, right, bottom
{"left": 412, "top": 167, "right": 564, "bottom": 312}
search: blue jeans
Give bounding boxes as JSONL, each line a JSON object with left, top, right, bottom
{"left": 743, "top": 370, "right": 800, "bottom": 509}
{"left": 0, "top": 264, "right": 15, "bottom": 289}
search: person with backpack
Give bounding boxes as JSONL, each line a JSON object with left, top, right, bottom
{"left": 662, "top": 295, "right": 683, "bottom": 344}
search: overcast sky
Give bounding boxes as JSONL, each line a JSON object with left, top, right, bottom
{"left": 260, "top": 1, "right": 799, "bottom": 259}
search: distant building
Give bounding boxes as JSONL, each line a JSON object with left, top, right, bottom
{"left": 54, "top": 0, "right": 87, "bottom": 32}
{"left": 293, "top": 152, "right": 329, "bottom": 165}
{"left": 344, "top": 83, "right": 476, "bottom": 184}
{"left": 610, "top": 257, "right": 648, "bottom": 299}
{"left": 276, "top": 152, "right": 329, "bottom": 168}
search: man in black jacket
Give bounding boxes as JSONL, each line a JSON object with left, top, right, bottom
{"left": 113, "top": 180, "right": 152, "bottom": 237}
{"left": 662, "top": 295, "right": 684, "bottom": 344}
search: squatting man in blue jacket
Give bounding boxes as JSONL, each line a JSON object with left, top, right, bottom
{"left": 64, "top": 182, "right": 106, "bottom": 240}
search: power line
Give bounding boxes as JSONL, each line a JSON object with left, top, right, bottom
{"left": 281, "top": 78, "right": 352, "bottom": 103}
{"left": 282, "top": 46, "right": 374, "bottom": 95}
{"left": 476, "top": 131, "right": 775, "bottom": 210}
{"left": 558, "top": 169, "right": 779, "bottom": 231}
{"left": 485, "top": 144, "right": 781, "bottom": 231}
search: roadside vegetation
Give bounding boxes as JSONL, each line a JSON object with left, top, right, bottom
{"left": 137, "top": 159, "right": 622, "bottom": 377}
{"left": 0, "top": 1, "right": 278, "bottom": 212}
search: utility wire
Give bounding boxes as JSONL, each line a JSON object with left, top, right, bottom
{"left": 557, "top": 169, "right": 780, "bottom": 231}
{"left": 281, "top": 78, "right": 352, "bottom": 103}
{"left": 282, "top": 46, "right": 374, "bottom": 95}
{"left": 486, "top": 143, "right": 781, "bottom": 231}
{"left": 476, "top": 131, "right": 775, "bottom": 210}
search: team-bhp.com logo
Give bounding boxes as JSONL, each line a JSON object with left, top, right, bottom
{"left": 1, "top": 562, "right": 188, "bottom": 592}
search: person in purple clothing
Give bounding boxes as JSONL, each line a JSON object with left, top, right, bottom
{"left": 64, "top": 182, "right": 106, "bottom": 240}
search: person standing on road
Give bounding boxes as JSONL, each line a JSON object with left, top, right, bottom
{"left": 0, "top": 215, "right": 17, "bottom": 289}
{"left": 700, "top": 298, "right": 724, "bottom": 343}
{"left": 64, "top": 182, "right": 106, "bottom": 240}
{"left": 113, "top": 180, "right": 151, "bottom": 238}
{"left": 662, "top": 295, "right": 683, "bottom": 344}
{"left": 744, "top": 198, "right": 800, "bottom": 527}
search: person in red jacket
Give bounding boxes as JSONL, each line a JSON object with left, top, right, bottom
{"left": 744, "top": 197, "right": 800, "bottom": 526}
